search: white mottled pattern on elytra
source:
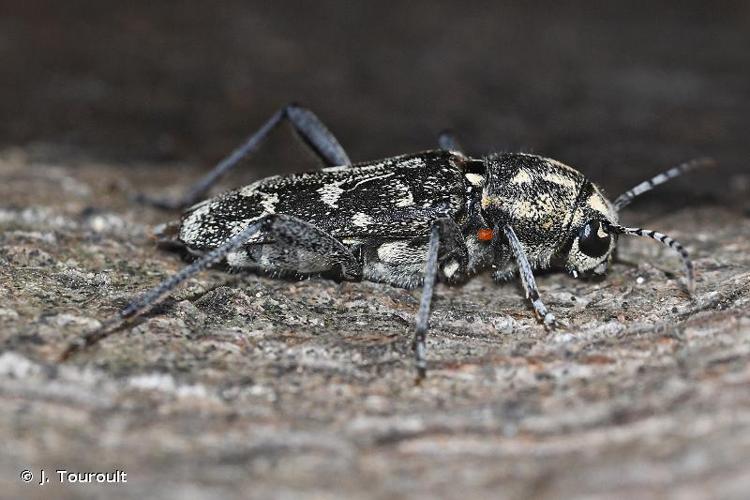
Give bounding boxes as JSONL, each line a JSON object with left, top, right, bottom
{"left": 348, "top": 172, "right": 395, "bottom": 190}
{"left": 259, "top": 191, "right": 279, "bottom": 214}
{"left": 179, "top": 201, "right": 213, "bottom": 244}
{"left": 239, "top": 176, "right": 280, "bottom": 196}
{"left": 464, "top": 173, "right": 485, "bottom": 186}
{"left": 510, "top": 170, "right": 532, "bottom": 184}
{"left": 352, "top": 212, "right": 374, "bottom": 227}
{"left": 394, "top": 188, "right": 414, "bottom": 208}
{"left": 397, "top": 156, "right": 427, "bottom": 169}
{"left": 317, "top": 180, "right": 346, "bottom": 208}
{"left": 321, "top": 160, "right": 388, "bottom": 173}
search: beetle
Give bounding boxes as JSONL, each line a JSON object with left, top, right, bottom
{"left": 60, "top": 104, "right": 713, "bottom": 379}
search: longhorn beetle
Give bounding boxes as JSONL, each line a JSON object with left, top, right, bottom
{"left": 60, "top": 104, "right": 713, "bottom": 379}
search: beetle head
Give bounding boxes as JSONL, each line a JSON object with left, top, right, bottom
{"left": 563, "top": 157, "right": 714, "bottom": 293}
{"left": 561, "top": 182, "right": 619, "bottom": 278}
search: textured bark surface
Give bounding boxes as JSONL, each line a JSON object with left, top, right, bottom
{"left": 1, "top": 148, "right": 749, "bottom": 499}
{"left": 2, "top": 1, "right": 750, "bottom": 499}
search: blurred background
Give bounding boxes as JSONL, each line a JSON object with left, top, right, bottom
{"left": 1, "top": 0, "right": 748, "bottom": 204}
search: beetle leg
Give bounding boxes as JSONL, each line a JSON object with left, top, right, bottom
{"left": 59, "top": 216, "right": 269, "bottom": 360}
{"left": 502, "top": 225, "right": 556, "bottom": 329}
{"left": 412, "top": 218, "right": 467, "bottom": 381}
{"left": 136, "top": 103, "right": 351, "bottom": 209}
{"left": 59, "top": 214, "right": 362, "bottom": 360}
{"left": 413, "top": 224, "right": 440, "bottom": 381}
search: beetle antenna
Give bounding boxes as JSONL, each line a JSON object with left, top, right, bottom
{"left": 607, "top": 223, "right": 694, "bottom": 295}
{"left": 614, "top": 157, "right": 715, "bottom": 211}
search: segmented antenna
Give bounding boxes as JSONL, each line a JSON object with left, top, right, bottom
{"left": 607, "top": 223, "right": 694, "bottom": 295}
{"left": 614, "top": 157, "right": 716, "bottom": 210}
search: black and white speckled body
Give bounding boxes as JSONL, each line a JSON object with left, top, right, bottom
{"left": 180, "top": 151, "right": 466, "bottom": 247}
{"left": 174, "top": 149, "right": 619, "bottom": 289}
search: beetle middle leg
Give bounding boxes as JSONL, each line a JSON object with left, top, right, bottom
{"left": 502, "top": 225, "right": 556, "bottom": 328}
{"left": 136, "top": 103, "right": 351, "bottom": 209}
{"left": 413, "top": 218, "right": 470, "bottom": 381}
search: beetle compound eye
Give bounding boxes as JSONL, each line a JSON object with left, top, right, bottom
{"left": 578, "top": 221, "right": 611, "bottom": 258}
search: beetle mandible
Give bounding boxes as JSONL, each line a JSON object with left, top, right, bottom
{"left": 61, "top": 104, "right": 713, "bottom": 379}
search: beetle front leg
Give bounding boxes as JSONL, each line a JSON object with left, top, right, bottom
{"left": 502, "top": 225, "right": 556, "bottom": 329}
{"left": 136, "top": 103, "right": 351, "bottom": 210}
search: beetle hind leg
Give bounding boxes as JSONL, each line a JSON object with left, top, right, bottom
{"left": 135, "top": 103, "right": 351, "bottom": 210}
{"left": 59, "top": 214, "right": 361, "bottom": 360}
